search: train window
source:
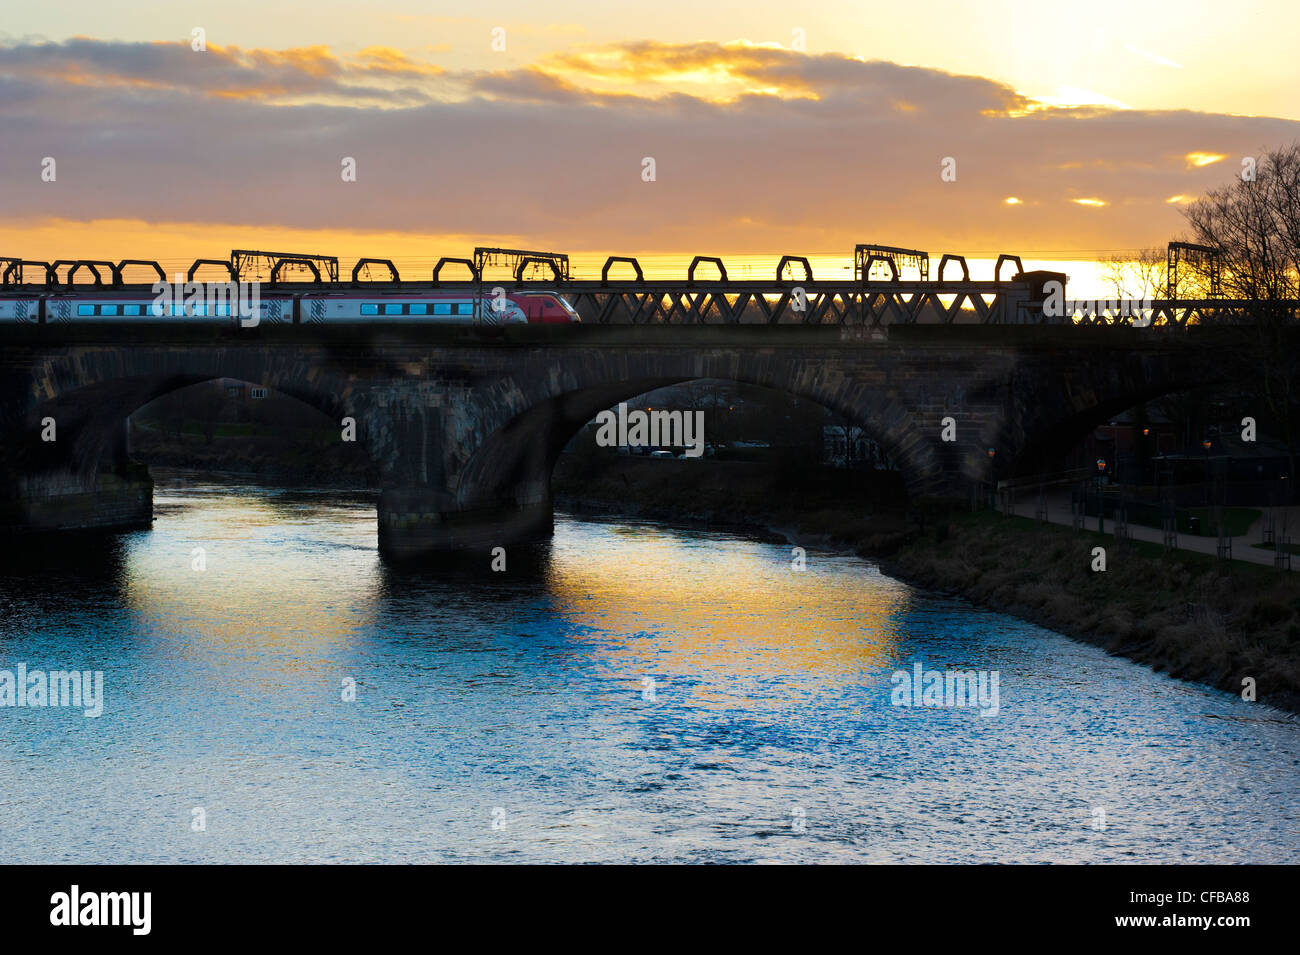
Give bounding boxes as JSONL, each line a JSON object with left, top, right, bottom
{"left": 216, "top": 304, "right": 231, "bottom": 316}
{"left": 361, "top": 304, "right": 379, "bottom": 315}
{"left": 409, "top": 303, "right": 428, "bottom": 315}
{"left": 124, "top": 305, "right": 141, "bottom": 316}
{"left": 456, "top": 303, "right": 474, "bottom": 315}
{"left": 384, "top": 303, "right": 403, "bottom": 315}
{"left": 101, "top": 305, "right": 119, "bottom": 316}
{"left": 77, "top": 305, "right": 95, "bottom": 316}
{"left": 433, "top": 303, "right": 452, "bottom": 315}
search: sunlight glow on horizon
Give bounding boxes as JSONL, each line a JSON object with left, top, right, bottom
{"left": 6, "top": 1, "right": 1300, "bottom": 119}
{"left": 0, "top": 215, "right": 1120, "bottom": 297}
{"left": 2, "top": 3, "right": 1292, "bottom": 290}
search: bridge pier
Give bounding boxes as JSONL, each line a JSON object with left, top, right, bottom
{"left": 0, "top": 408, "right": 153, "bottom": 538}
{"left": 0, "top": 464, "right": 152, "bottom": 537}
{"left": 366, "top": 379, "right": 571, "bottom": 560}
{"left": 377, "top": 488, "right": 554, "bottom": 560}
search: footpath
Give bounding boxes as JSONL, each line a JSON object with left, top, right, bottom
{"left": 1004, "top": 488, "right": 1293, "bottom": 570}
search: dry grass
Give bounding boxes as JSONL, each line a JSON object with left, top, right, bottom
{"left": 893, "top": 515, "right": 1300, "bottom": 712}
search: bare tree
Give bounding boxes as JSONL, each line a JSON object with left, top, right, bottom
{"left": 1102, "top": 250, "right": 1182, "bottom": 466}
{"left": 1101, "top": 247, "right": 1166, "bottom": 301}
{"left": 1180, "top": 142, "right": 1300, "bottom": 484}
{"left": 679, "top": 379, "right": 728, "bottom": 413}
{"left": 190, "top": 384, "right": 229, "bottom": 446}
{"left": 1183, "top": 143, "right": 1300, "bottom": 305}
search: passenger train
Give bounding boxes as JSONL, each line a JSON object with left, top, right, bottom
{"left": 0, "top": 289, "right": 581, "bottom": 326}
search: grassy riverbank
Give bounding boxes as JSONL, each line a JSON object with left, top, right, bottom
{"left": 555, "top": 454, "right": 1300, "bottom": 713}
{"left": 892, "top": 514, "right": 1300, "bottom": 714}
{"left": 129, "top": 421, "right": 370, "bottom": 484}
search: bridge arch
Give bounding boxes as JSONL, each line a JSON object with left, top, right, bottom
{"left": 998, "top": 346, "right": 1234, "bottom": 481}
{"left": 0, "top": 347, "right": 382, "bottom": 498}
{"left": 450, "top": 363, "right": 935, "bottom": 526}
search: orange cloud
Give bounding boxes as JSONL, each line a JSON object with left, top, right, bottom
{"left": 1, "top": 36, "right": 1297, "bottom": 268}
{"left": 0, "top": 38, "right": 447, "bottom": 106}
{"left": 539, "top": 40, "right": 821, "bottom": 101}
{"left": 353, "top": 46, "right": 448, "bottom": 79}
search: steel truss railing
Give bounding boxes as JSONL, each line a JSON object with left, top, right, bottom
{"left": 6, "top": 250, "right": 1296, "bottom": 327}
{"left": 548, "top": 280, "right": 1025, "bottom": 324}
{"left": 1066, "top": 300, "right": 1300, "bottom": 328}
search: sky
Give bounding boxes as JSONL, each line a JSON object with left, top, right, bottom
{"left": 2, "top": 1, "right": 1299, "bottom": 289}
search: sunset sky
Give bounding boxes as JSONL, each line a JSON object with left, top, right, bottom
{"left": 3, "top": 1, "right": 1299, "bottom": 290}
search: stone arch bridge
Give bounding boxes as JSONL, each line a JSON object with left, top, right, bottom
{"left": 0, "top": 323, "right": 1238, "bottom": 559}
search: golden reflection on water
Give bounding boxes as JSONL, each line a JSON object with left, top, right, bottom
{"left": 117, "top": 487, "right": 907, "bottom": 707}
{"left": 546, "top": 521, "right": 910, "bottom": 707}
{"left": 122, "top": 489, "right": 381, "bottom": 686}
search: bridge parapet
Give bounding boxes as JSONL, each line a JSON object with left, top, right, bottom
{"left": 1067, "top": 299, "right": 1300, "bottom": 327}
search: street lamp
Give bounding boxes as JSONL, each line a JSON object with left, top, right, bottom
{"left": 1202, "top": 438, "right": 1213, "bottom": 511}
{"left": 1141, "top": 427, "right": 1151, "bottom": 486}
{"left": 987, "top": 447, "right": 996, "bottom": 511}
{"left": 1096, "top": 458, "right": 1107, "bottom": 534}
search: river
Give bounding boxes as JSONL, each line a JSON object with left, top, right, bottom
{"left": 1, "top": 474, "right": 1296, "bottom": 863}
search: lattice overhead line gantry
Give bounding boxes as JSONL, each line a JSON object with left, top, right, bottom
{"left": 231, "top": 249, "right": 341, "bottom": 285}
{"left": 1167, "top": 241, "right": 1221, "bottom": 300}
{"left": 854, "top": 244, "right": 930, "bottom": 282}
{"left": 473, "top": 247, "right": 571, "bottom": 282}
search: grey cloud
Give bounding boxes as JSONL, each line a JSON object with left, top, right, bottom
{"left": 1, "top": 38, "right": 1297, "bottom": 254}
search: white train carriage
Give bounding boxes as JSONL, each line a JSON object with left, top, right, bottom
{"left": 0, "top": 288, "right": 575, "bottom": 326}
{"left": 298, "top": 293, "right": 527, "bottom": 325}
{"left": 39, "top": 293, "right": 294, "bottom": 325}
{"left": 0, "top": 295, "right": 44, "bottom": 323}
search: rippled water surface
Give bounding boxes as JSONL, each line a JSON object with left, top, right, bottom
{"left": 1, "top": 477, "right": 1297, "bottom": 863}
